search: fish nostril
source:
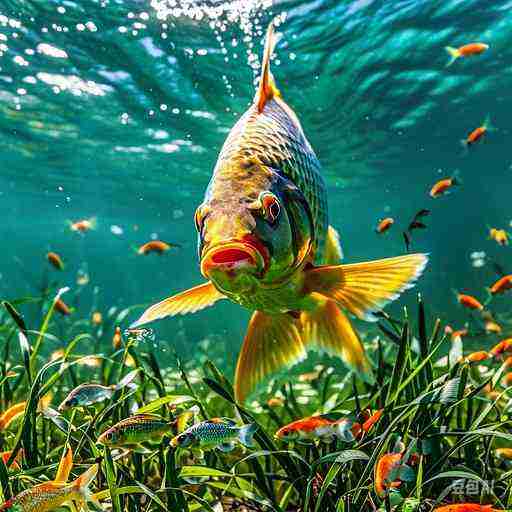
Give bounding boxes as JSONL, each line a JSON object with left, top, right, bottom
{"left": 210, "top": 248, "right": 254, "bottom": 265}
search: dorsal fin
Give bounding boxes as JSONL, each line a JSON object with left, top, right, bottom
{"left": 255, "top": 21, "right": 281, "bottom": 113}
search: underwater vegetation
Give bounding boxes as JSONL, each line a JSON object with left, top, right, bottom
{"left": 2, "top": 290, "right": 512, "bottom": 511}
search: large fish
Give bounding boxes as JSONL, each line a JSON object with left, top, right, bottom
{"left": 132, "top": 22, "right": 428, "bottom": 401}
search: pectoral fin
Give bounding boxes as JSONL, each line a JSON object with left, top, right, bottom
{"left": 217, "top": 442, "right": 235, "bottom": 453}
{"left": 304, "top": 254, "right": 428, "bottom": 321}
{"left": 131, "top": 282, "right": 225, "bottom": 327}
{"left": 234, "top": 311, "right": 305, "bottom": 402}
{"left": 55, "top": 445, "right": 73, "bottom": 483}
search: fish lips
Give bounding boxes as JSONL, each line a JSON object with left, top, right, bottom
{"left": 200, "top": 242, "right": 266, "bottom": 280}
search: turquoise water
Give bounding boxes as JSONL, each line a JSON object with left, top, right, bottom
{"left": 1, "top": 0, "right": 510, "bottom": 369}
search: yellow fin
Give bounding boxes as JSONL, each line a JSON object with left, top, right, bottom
{"left": 73, "top": 464, "right": 101, "bottom": 510}
{"left": 235, "top": 311, "right": 305, "bottom": 402}
{"left": 305, "top": 253, "right": 428, "bottom": 321}
{"left": 255, "top": 21, "right": 281, "bottom": 113}
{"left": 445, "top": 46, "right": 460, "bottom": 66}
{"left": 0, "top": 402, "right": 26, "bottom": 430}
{"left": 324, "top": 225, "right": 343, "bottom": 264}
{"left": 300, "top": 295, "right": 369, "bottom": 371}
{"left": 131, "top": 282, "right": 225, "bottom": 327}
{"left": 55, "top": 445, "right": 73, "bottom": 483}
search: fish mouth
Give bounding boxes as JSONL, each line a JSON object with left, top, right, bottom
{"left": 200, "top": 240, "right": 267, "bottom": 279}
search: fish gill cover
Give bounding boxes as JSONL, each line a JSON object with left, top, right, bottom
{"left": 0, "top": 0, "right": 511, "bottom": 510}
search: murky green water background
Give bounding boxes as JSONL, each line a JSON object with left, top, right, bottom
{"left": 1, "top": 0, "right": 511, "bottom": 370}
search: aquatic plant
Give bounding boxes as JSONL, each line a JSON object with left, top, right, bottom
{"left": 0, "top": 288, "right": 512, "bottom": 512}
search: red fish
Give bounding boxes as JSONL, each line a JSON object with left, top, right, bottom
{"left": 462, "top": 116, "right": 493, "bottom": 148}
{"left": 376, "top": 217, "right": 394, "bottom": 234}
{"left": 457, "top": 294, "right": 483, "bottom": 311}
{"left": 430, "top": 177, "right": 458, "bottom": 198}
{"left": 445, "top": 42, "right": 489, "bottom": 66}
{"left": 490, "top": 275, "right": 512, "bottom": 294}
{"left": 275, "top": 415, "right": 360, "bottom": 442}
{"left": 434, "top": 504, "right": 501, "bottom": 512}
{"left": 47, "top": 252, "right": 64, "bottom": 270}
{"left": 490, "top": 339, "right": 512, "bottom": 358}
{"left": 137, "top": 240, "right": 180, "bottom": 255}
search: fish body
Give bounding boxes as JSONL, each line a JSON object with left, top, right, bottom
{"left": 462, "top": 116, "right": 493, "bottom": 148}
{"left": 0, "top": 465, "right": 99, "bottom": 512}
{"left": 463, "top": 351, "right": 488, "bottom": 363}
{"left": 485, "top": 321, "right": 502, "bottom": 334}
{"left": 58, "top": 384, "right": 114, "bottom": 411}
{"left": 54, "top": 298, "right": 71, "bottom": 316}
{"left": 361, "top": 409, "right": 383, "bottom": 432}
{"left": 132, "top": 22, "right": 427, "bottom": 401}
{"left": 137, "top": 240, "right": 178, "bottom": 255}
{"left": 434, "top": 505, "right": 500, "bottom": 512}
{"left": 47, "top": 252, "right": 64, "bottom": 271}
{"left": 490, "top": 275, "right": 512, "bottom": 294}
{"left": 374, "top": 452, "right": 403, "bottom": 497}
{"left": 0, "top": 402, "right": 26, "bottom": 430}
{"left": 70, "top": 218, "right": 96, "bottom": 232}
{"left": 112, "top": 326, "right": 123, "bottom": 349}
{"left": 490, "top": 339, "right": 512, "bottom": 358}
{"left": 445, "top": 42, "right": 489, "bottom": 66}
{"left": 495, "top": 447, "right": 512, "bottom": 459}
{"left": 430, "top": 177, "right": 457, "bottom": 198}
{"left": 91, "top": 312, "right": 102, "bottom": 325}
{"left": 171, "top": 418, "right": 256, "bottom": 451}
{"left": 457, "top": 294, "right": 483, "bottom": 311}
{"left": 97, "top": 414, "right": 174, "bottom": 447}
{"left": 490, "top": 228, "right": 508, "bottom": 246}
{"left": 376, "top": 217, "right": 394, "bottom": 234}
{"left": 275, "top": 415, "right": 359, "bottom": 442}
{"left": 59, "top": 370, "right": 138, "bottom": 411}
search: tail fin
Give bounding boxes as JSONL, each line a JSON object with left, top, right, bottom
{"left": 445, "top": 46, "right": 460, "bottom": 66}
{"left": 304, "top": 254, "right": 428, "bottom": 321}
{"left": 300, "top": 295, "right": 369, "bottom": 372}
{"left": 483, "top": 114, "right": 495, "bottom": 132}
{"left": 238, "top": 423, "right": 257, "bottom": 448}
{"left": 55, "top": 445, "right": 73, "bottom": 483}
{"left": 234, "top": 311, "right": 305, "bottom": 402}
{"left": 73, "top": 465, "right": 101, "bottom": 510}
{"left": 255, "top": 21, "right": 281, "bottom": 113}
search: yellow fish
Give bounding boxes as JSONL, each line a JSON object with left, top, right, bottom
{"left": 132, "top": 22, "right": 427, "bottom": 401}
{"left": 0, "top": 446, "right": 101, "bottom": 511}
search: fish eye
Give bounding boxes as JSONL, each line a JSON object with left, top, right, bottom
{"left": 260, "top": 192, "right": 280, "bottom": 224}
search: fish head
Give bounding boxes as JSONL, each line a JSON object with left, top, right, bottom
{"left": 275, "top": 425, "right": 299, "bottom": 442}
{"left": 197, "top": 166, "right": 313, "bottom": 295}
{"left": 58, "top": 393, "right": 79, "bottom": 412}
{"left": 97, "top": 427, "right": 119, "bottom": 446}
{"left": 171, "top": 431, "right": 196, "bottom": 448}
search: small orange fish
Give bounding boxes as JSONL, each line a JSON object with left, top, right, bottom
{"left": 376, "top": 217, "right": 394, "bottom": 234}
{"left": 463, "top": 351, "right": 489, "bottom": 363}
{"left": 457, "top": 294, "right": 483, "bottom": 311}
{"left": 113, "top": 326, "right": 123, "bottom": 350}
{"left": 489, "top": 228, "right": 509, "bottom": 246}
{"left": 462, "top": 116, "right": 492, "bottom": 148}
{"left": 275, "top": 415, "right": 359, "bottom": 442}
{"left": 70, "top": 217, "right": 96, "bottom": 232}
{"left": 361, "top": 409, "right": 383, "bottom": 433}
{"left": 504, "top": 356, "right": 512, "bottom": 368}
{"left": 374, "top": 452, "right": 403, "bottom": 497}
{"left": 0, "top": 402, "right": 26, "bottom": 430}
{"left": 47, "top": 252, "right": 64, "bottom": 271}
{"left": 445, "top": 42, "right": 489, "bottom": 66}
{"left": 490, "top": 339, "right": 512, "bottom": 358}
{"left": 485, "top": 321, "right": 502, "bottom": 335}
{"left": 430, "top": 177, "right": 458, "bottom": 198}
{"left": 483, "top": 383, "right": 501, "bottom": 401}
{"left": 0, "top": 447, "right": 100, "bottom": 511}
{"left": 495, "top": 448, "right": 512, "bottom": 460}
{"left": 54, "top": 298, "right": 71, "bottom": 316}
{"left": 490, "top": 275, "right": 512, "bottom": 294}
{"left": 434, "top": 504, "right": 502, "bottom": 512}
{"left": 91, "top": 311, "right": 102, "bottom": 325}
{"left": 137, "top": 240, "right": 179, "bottom": 255}
{"left": 267, "top": 397, "right": 284, "bottom": 408}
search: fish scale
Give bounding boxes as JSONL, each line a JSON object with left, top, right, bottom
{"left": 213, "top": 97, "right": 329, "bottom": 264}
